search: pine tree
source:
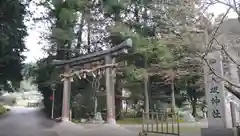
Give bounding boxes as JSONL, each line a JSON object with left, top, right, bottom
{"left": 0, "top": 0, "right": 27, "bottom": 90}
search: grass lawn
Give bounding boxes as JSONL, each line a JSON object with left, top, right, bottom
{"left": 118, "top": 118, "right": 201, "bottom": 134}
{"left": 73, "top": 117, "right": 201, "bottom": 133}
{"left": 72, "top": 119, "right": 81, "bottom": 123}
{"left": 117, "top": 118, "right": 142, "bottom": 124}
{"left": 178, "top": 126, "right": 200, "bottom": 133}
{"left": 142, "top": 126, "right": 200, "bottom": 133}
{"left": 117, "top": 118, "right": 184, "bottom": 124}
{"left": 0, "top": 104, "right": 9, "bottom": 115}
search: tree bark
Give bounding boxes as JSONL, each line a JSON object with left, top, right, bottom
{"left": 144, "top": 54, "right": 149, "bottom": 114}
{"left": 225, "top": 84, "right": 240, "bottom": 99}
{"left": 75, "top": 13, "right": 84, "bottom": 56}
{"left": 171, "top": 79, "right": 176, "bottom": 113}
{"left": 115, "top": 79, "right": 122, "bottom": 120}
{"left": 87, "top": 15, "right": 91, "bottom": 53}
{"left": 191, "top": 96, "right": 197, "bottom": 117}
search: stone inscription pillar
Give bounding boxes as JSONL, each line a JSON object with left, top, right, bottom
{"left": 201, "top": 52, "right": 234, "bottom": 136}
{"left": 204, "top": 52, "right": 227, "bottom": 128}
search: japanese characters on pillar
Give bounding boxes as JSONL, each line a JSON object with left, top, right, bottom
{"left": 209, "top": 77, "right": 222, "bottom": 119}
{"left": 204, "top": 53, "right": 227, "bottom": 128}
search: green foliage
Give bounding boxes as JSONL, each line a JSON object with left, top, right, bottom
{"left": 58, "top": 8, "right": 77, "bottom": 25}
{"left": 103, "top": 0, "right": 125, "bottom": 16}
{"left": 124, "top": 65, "right": 145, "bottom": 81}
{"left": 0, "top": 0, "right": 27, "bottom": 89}
{"left": 22, "top": 63, "right": 36, "bottom": 79}
{"left": 0, "top": 105, "right": 8, "bottom": 115}
{"left": 52, "top": 28, "right": 74, "bottom": 41}
{"left": 117, "top": 118, "right": 142, "bottom": 124}
{"left": 103, "top": 0, "right": 205, "bottom": 106}
{"left": 134, "top": 37, "right": 174, "bottom": 64}
{"left": 33, "top": 0, "right": 90, "bottom": 117}
{"left": 32, "top": 0, "right": 207, "bottom": 118}
{"left": 34, "top": 64, "right": 58, "bottom": 85}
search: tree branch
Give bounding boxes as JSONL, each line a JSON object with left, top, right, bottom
{"left": 203, "top": 57, "right": 240, "bottom": 88}
{"left": 202, "top": 7, "right": 231, "bottom": 58}
{"left": 210, "top": 0, "right": 240, "bottom": 16}
{"left": 225, "top": 84, "right": 240, "bottom": 99}
{"left": 213, "top": 37, "right": 240, "bottom": 68}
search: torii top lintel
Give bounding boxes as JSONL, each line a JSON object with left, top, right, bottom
{"left": 52, "top": 38, "right": 132, "bottom": 67}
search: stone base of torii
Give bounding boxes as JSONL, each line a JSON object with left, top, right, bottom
{"left": 202, "top": 51, "right": 240, "bottom": 136}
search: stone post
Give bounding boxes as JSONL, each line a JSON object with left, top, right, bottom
{"left": 62, "top": 64, "right": 71, "bottom": 121}
{"left": 51, "top": 89, "right": 55, "bottom": 119}
{"left": 105, "top": 55, "right": 116, "bottom": 124}
{"left": 230, "top": 102, "right": 237, "bottom": 127}
{"left": 228, "top": 50, "right": 240, "bottom": 126}
{"left": 204, "top": 52, "right": 227, "bottom": 127}
{"left": 202, "top": 52, "right": 234, "bottom": 136}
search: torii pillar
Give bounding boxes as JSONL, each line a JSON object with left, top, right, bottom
{"left": 62, "top": 64, "right": 71, "bottom": 121}
{"left": 105, "top": 54, "right": 116, "bottom": 124}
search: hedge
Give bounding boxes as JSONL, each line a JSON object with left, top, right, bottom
{"left": 0, "top": 105, "right": 8, "bottom": 115}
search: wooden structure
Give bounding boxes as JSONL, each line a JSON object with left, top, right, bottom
{"left": 140, "top": 112, "right": 180, "bottom": 136}
{"left": 52, "top": 39, "right": 132, "bottom": 124}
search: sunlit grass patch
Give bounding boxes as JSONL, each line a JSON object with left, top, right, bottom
{"left": 143, "top": 125, "right": 200, "bottom": 133}
{"left": 117, "top": 118, "right": 142, "bottom": 124}
{"left": 0, "top": 104, "right": 8, "bottom": 115}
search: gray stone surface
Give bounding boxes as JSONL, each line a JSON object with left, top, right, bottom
{"left": 0, "top": 107, "right": 137, "bottom": 136}
{"left": 182, "top": 112, "right": 196, "bottom": 122}
{"left": 0, "top": 106, "right": 208, "bottom": 136}
{"left": 94, "top": 112, "right": 103, "bottom": 121}
{"left": 201, "top": 128, "right": 234, "bottom": 136}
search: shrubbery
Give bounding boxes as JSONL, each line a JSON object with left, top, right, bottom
{"left": 0, "top": 105, "right": 8, "bottom": 115}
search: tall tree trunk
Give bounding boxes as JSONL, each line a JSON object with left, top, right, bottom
{"left": 75, "top": 13, "right": 84, "bottom": 56}
{"left": 171, "top": 79, "right": 176, "bottom": 113}
{"left": 144, "top": 52, "right": 149, "bottom": 114}
{"left": 124, "top": 100, "right": 128, "bottom": 116}
{"left": 115, "top": 79, "right": 122, "bottom": 120}
{"left": 94, "top": 97, "right": 98, "bottom": 115}
{"left": 113, "top": 0, "right": 122, "bottom": 120}
{"left": 225, "top": 84, "right": 240, "bottom": 99}
{"left": 134, "top": 3, "right": 139, "bottom": 24}
{"left": 144, "top": 75, "right": 149, "bottom": 113}
{"left": 142, "top": 4, "right": 149, "bottom": 115}
{"left": 191, "top": 96, "right": 197, "bottom": 117}
{"left": 66, "top": 41, "right": 72, "bottom": 59}
{"left": 55, "top": 18, "right": 66, "bottom": 118}
{"left": 87, "top": 18, "right": 91, "bottom": 53}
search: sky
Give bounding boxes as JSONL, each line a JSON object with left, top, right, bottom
{"left": 23, "top": 2, "right": 239, "bottom": 63}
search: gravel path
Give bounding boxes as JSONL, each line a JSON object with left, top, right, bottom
{"left": 0, "top": 107, "right": 202, "bottom": 136}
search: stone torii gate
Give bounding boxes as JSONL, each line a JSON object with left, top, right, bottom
{"left": 52, "top": 39, "right": 132, "bottom": 124}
